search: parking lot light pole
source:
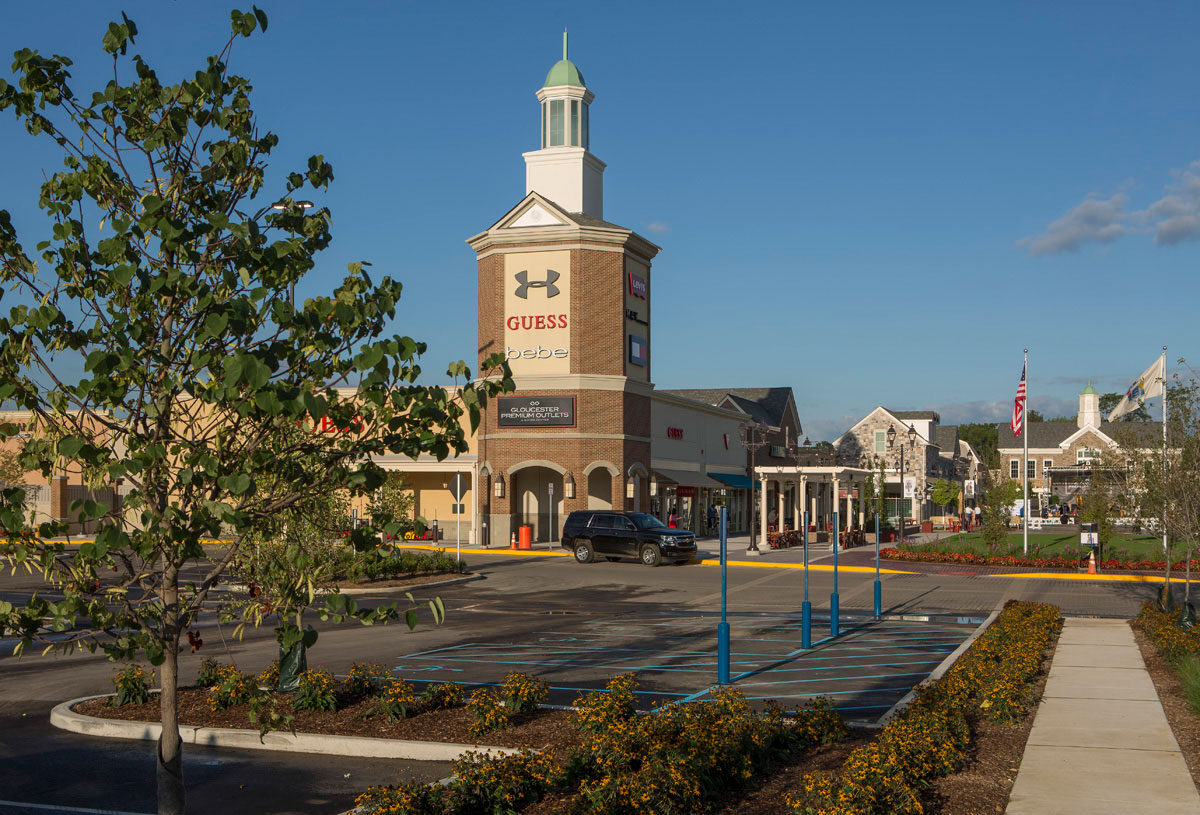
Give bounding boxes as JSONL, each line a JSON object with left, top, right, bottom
{"left": 872, "top": 455, "right": 883, "bottom": 618}
{"left": 717, "top": 507, "right": 730, "bottom": 684}
{"left": 887, "top": 423, "right": 917, "bottom": 547}
{"left": 270, "top": 199, "right": 313, "bottom": 307}
{"left": 788, "top": 438, "right": 812, "bottom": 648}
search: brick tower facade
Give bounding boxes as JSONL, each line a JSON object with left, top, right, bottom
{"left": 467, "top": 40, "right": 660, "bottom": 546}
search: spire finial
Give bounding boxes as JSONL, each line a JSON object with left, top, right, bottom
{"left": 563, "top": 30, "right": 568, "bottom": 60}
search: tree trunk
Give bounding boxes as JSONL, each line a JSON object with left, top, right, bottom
{"left": 157, "top": 561, "right": 185, "bottom": 814}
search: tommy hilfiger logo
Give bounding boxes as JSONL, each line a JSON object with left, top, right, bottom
{"left": 514, "top": 269, "right": 560, "bottom": 299}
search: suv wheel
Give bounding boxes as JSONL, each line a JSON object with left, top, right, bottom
{"left": 573, "top": 540, "right": 595, "bottom": 564}
{"left": 640, "top": 544, "right": 662, "bottom": 567}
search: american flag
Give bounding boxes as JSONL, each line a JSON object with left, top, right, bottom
{"left": 1011, "top": 363, "right": 1026, "bottom": 437}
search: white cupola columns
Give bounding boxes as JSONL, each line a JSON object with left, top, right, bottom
{"left": 523, "top": 38, "right": 605, "bottom": 218}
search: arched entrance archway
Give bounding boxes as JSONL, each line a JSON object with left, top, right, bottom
{"left": 511, "top": 465, "right": 565, "bottom": 543}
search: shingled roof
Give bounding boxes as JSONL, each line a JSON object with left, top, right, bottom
{"left": 994, "top": 421, "right": 1165, "bottom": 450}
{"left": 890, "top": 410, "right": 941, "bottom": 422}
{"left": 661, "top": 387, "right": 798, "bottom": 431}
{"left": 934, "top": 425, "right": 959, "bottom": 454}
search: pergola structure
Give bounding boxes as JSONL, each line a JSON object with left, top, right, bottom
{"left": 753, "top": 465, "right": 873, "bottom": 544}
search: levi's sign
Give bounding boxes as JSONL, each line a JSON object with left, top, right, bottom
{"left": 497, "top": 396, "right": 575, "bottom": 427}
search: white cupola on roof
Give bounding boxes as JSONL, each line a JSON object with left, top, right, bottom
{"left": 523, "top": 32, "right": 605, "bottom": 218}
{"left": 1078, "top": 381, "right": 1101, "bottom": 429}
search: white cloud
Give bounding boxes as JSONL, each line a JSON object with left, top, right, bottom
{"left": 646, "top": 221, "right": 670, "bottom": 235}
{"left": 1025, "top": 159, "right": 1200, "bottom": 254}
{"left": 1145, "top": 160, "right": 1200, "bottom": 246}
{"left": 1023, "top": 193, "right": 1128, "bottom": 256}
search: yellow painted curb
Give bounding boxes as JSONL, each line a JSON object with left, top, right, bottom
{"left": 988, "top": 571, "right": 1195, "bottom": 583}
{"left": 695, "top": 558, "right": 915, "bottom": 574}
{"left": 389, "top": 542, "right": 570, "bottom": 558}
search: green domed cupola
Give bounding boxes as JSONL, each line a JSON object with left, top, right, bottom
{"left": 1080, "top": 381, "right": 1097, "bottom": 395}
{"left": 544, "top": 32, "right": 586, "bottom": 88}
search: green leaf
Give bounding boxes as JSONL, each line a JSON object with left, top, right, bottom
{"left": 404, "top": 609, "right": 418, "bottom": 630}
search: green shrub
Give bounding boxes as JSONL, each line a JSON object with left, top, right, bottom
{"left": 294, "top": 667, "right": 338, "bottom": 713}
{"left": 1175, "top": 654, "right": 1200, "bottom": 718}
{"left": 376, "top": 679, "right": 417, "bottom": 721}
{"left": 110, "top": 664, "right": 153, "bottom": 706}
{"left": 467, "top": 686, "right": 510, "bottom": 736}
{"left": 421, "top": 681, "right": 465, "bottom": 710}
{"left": 451, "top": 749, "right": 558, "bottom": 813}
{"left": 353, "top": 780, "right": 445, "bottom": 815}
{"left": 346, "top": 662, "right": 391, "bottom": 698}
{"left": 501, "top": 671, "right": 548, "bottom": 714}
{"left": 206, "top": 665, "right": 258, "bottom": 711}
{"left": 255, "top": 660, "right": 279, "bottom": 690}
{"left": 574, "top": 673, "right": 638, "bottom": 734}
{"left": 195, "top": 657, "right": 223, "bottom": 688}
{"left": 785, "top": 600, "right": 1061, "bottom": 814}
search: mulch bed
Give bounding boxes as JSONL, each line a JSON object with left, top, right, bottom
{"left": 74, "top": 688, "right": 578, "bottom": 752}
{"left": 1131, "top": 624, "right": 1200, "bottom": 795}
{"left": 920, "top": 641, "right": 1056, "bottom": 814}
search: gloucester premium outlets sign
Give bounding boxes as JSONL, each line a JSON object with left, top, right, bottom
{"left": 497, "top": 396, "right": 576, "bottom": 427}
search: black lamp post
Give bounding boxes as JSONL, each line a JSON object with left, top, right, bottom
{"left": 739, "top": 421, "right": 770, "bottom": 554}
{"left": 887, "top": 423, "right": 918, "bottom": 544}
{"left": 271, "top": 199, "right": 314, "bottom": 306}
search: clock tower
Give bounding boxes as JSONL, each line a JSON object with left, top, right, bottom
{"left": 469, "top": 36, "right": 660, "bottom": 547}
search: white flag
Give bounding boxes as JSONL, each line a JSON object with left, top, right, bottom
{"left": 1108, "top": 356, "right": 1165, "bottom": 420}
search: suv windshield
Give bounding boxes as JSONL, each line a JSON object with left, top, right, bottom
{"left": 630, "top": 513, "right": 667, "bottom": 530}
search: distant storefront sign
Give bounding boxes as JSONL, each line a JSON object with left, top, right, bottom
{"left": 497, "top": 396, "right": 575, "bottom": 427}
{"left": 676, "top": 486, "right": 696, "bottom": 498}
{"left": 628, "top": 272, "right": 647, "bottom": 299}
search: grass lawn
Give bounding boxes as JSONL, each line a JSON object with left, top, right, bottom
{"left": 901, "top": 531, "right": 1166, "bottom": 561}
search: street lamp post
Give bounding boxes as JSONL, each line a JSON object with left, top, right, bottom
{"left": 787, "top": 436, "right": 812, "bottom": 647}
{"left": 738, "top": 421, "right": 770, "bottom": 555}
{"left": 870, "top": 455, "right": 883, "bottom": 618}
{"left": 887, "top": 423, "right": 918, "bottom": 546}
{"left": 270, "top": 199, "right": 314, "bottom": 307}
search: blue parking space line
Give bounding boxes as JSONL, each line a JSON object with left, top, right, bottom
{"left": 692, "top": 685, "right": 918, "bottom": 701}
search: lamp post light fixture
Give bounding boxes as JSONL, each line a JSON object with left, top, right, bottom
{"left": 271, "top": 199, "right": 314, "bottom": 306}
{"left": 887, "top": 423, "right": 918, "bottom": 546}
{"left": 738, "top": 421, "right": 770, "bottom": 555}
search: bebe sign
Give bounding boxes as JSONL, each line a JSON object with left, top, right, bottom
{"left": 506, "top": 345, "right": 568, "bottom": 361}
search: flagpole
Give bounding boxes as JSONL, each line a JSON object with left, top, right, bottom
{"left": 1023, "top": 349, "right": 1029, "bottom": 557}
{"left": 1162, "top": 346, "right": 1168, "bottom": 555}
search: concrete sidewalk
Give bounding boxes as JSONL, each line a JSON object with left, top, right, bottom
{"left": 1006, "top": 617, "right": 1200, "bottom": 814}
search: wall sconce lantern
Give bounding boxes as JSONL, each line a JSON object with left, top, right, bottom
{"left": 494, "top": 474, "right": 505, "bottom": 498}
{"left": 626, "top": 477, "right": 637, "bottom": 499}
{"left": 649, "top": 476, "right": 658, "bottom": 497}
{"left": 564, "top": 473, "right": 576, "bottom": 499}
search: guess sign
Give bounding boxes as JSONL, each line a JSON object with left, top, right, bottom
{"left": 667, "top": 427, "right": 684, "bottom": 440}
{"left": 506, "top": 314, "right": 568, "bottom": 330}
{"left": 628, "top": 272, "right": 647, "bottom": 299}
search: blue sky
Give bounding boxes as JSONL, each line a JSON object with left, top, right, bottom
{"left": 2, "top": 1, "right": 1197, "bottom": 440}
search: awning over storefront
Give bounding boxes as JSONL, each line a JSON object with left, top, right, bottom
{"left": 652, "top": 468, "right": 725, "bottom": 489}
{"left": 709, "top": 472, "right": 754, "bottom": 490}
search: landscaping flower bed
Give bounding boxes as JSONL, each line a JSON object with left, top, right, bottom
{"left": 881, "top": 546, "right": 1200, "bottom": 572}
{"left": 783, "top": 600, "right": 1061, "bottom": 814}
{"left": 355, "top": 604, "right": 1061, "bottom": 814}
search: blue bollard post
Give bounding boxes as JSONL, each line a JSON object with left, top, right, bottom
{"left": 717, "top": 507, "right": 730, "bottom": 684}
{"left": 801, "top": 511, "right": 811, "bottom": 649}
{"left": 831, "top": 510, "right": 840, "bottom": 637}
{"left": 874, "top": 511, "right": 882, "bottom": 618}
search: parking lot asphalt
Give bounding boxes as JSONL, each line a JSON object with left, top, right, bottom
{"left": 0, "top": 546, "right": 1165, "bottom": 813}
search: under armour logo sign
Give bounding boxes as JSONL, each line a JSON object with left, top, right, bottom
{"left": 514, "top": 269, "right": 560, "bottom": 299}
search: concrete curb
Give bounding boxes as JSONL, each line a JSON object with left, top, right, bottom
{"left": 50, "top": 695, "right": 522, "bottom": 761}
{"left": 336, "top": 573, "right": 485, "bottom": 595}
{"left": 876, "top": 607, "right": 1002, "bottom": 726}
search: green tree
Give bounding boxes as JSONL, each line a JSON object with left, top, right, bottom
{"left": 0, "top": 11, "right": 510, "bottom": 813}
{"left": 931, "top": 478, "right": 960, "bottom": 511}
{"left": 1115, "top": 368, "right": 1200, "bottom": 602}
{"left": 980, "top": 473, "right": 1020, "bottom": 550}
{"left": 1100, "top": 391, "right": 1152, "bottom": 422}
{"left": 959, "top": 423, "right": 998, "bottom": 470}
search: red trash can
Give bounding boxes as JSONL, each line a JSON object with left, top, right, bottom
{"left": 518, "top": 524, "right": 533, "bottom": 549}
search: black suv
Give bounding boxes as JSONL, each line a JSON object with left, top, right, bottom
{"left": 561, "top": 511, "right": 697, "bottom": 566}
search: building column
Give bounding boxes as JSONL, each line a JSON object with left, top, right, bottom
{"left": 810, "top": 482, "right": 818, "bottom": 531}
{"left": 857, "top": 479, "right": 865, "bottom": 529}
{"left": 776, "top": 482, "right": 785, "bottom": 532}
{"left": 792, "top": 480, "right": 801, "bottom": 532}
{"left": 50, "top": 475, "right": 68, "bottom": 526}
